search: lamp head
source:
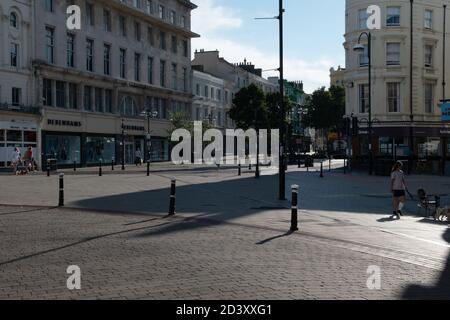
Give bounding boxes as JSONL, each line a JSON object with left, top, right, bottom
{"left": 353, "top": 44, "right": 365, "bottom": 53}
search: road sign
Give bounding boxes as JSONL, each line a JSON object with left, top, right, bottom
{"left": 440, "top": 102, "right": 450, "bottom": 122}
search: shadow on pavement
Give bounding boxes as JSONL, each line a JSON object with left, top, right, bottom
{"left": 256, "top": 231, "right": 295, "bottom": 245}
{"left": 402, "top": 228, "right": 450, "bottom": 300}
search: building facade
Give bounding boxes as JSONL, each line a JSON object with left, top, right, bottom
{"left": 330, "top": 66, "right": 346, "bottom": 87}
{"left": 192, "top": 68, "right": 234, "bottom": 129}
{"left": 344, "top": 0, "right": 450, "bottom": 174}
{"left": 0, "top": 0, "right": 198, "bottom": 169}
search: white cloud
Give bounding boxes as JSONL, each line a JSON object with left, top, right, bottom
{"left": 191, "top": 1, "right": 342, "bottom": 93}
{"left": 191, "top": 0, "right": 242, "bottom": 34}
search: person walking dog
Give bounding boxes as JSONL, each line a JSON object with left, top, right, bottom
{"left": 391, "top": 161, "right": 408, "bottom": 219}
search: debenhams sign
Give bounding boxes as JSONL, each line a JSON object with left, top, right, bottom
{"left": 47, "top": 119, "right": 82, "bottom": 127}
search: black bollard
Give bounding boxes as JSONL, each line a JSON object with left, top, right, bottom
{"left": 47, "top": 165, "right": 50, "bottom": 177}
{"left": 249, "top": 163, "right": 252, "bottom": 171}
{"left": 58, "top": 173, "right": 64, "bottom": 207}
{"left": 298, "top": 155, "right": 301, "bottom": 169}
{"left": 99, "top": 161, "right": 102, "bottom": 176}
{"left": 238, "top": 163, "right": 241, "bottom": 176}
{"left": 111, "top": 160, "right": 115, "bottom": 171}
{"left": 168, "top": 179, "right": 176, "bottom": 216}
{"left": 147, "top": 161, "right": 150, "bottom": 176}
{"left": 290, "top": 184, "right": 299, "bottom": 231}
{"left": 73, "top": 161, "right": 77, "bottom": 172}
{"left": 329, "top": 158, "right": 331, "bottom": 172}
{"left": 320, "top": 161, "right": 324, "bottom": 178}
{"left": 344, "top": 158, "right": 347, "bottom": 174}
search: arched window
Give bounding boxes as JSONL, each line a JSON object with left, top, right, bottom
{"left": 120, "top": 96, "right": 138, "bottom": 116}
{"left": 10, "top": 12, "right": 18, "bottom": 28}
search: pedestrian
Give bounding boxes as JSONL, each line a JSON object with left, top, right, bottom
{"left": 391, "top": 161, "right": 408, "bottom": 219}
{"left": 135, "top": 148, "right": 142, "bottom": 166}
{"left": 23, "top": 147, "right": 34, "bottom": 172}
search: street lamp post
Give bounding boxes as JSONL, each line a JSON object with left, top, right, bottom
{"left": 254, "top": 105, "right": 260, "bottom": 179}
{"left": 353, "top": 32, "right": 374, "bottom": 176}
{"left": 121, "top": 119, "right": 125, "bottom": 171}
{"left": 141, "top": 109, "right": 159, "bottom": 164}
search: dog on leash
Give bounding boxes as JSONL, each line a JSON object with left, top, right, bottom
{"left": 435, "top": 207, "right": 450, "bottom": 221}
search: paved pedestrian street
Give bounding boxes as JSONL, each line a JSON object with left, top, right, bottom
{"left": 0, "top": 164, "right": 449, "bottom": 300}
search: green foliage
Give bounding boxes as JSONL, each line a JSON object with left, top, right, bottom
{"left": 228, "top": 84, "right": 292, "bottom": 130}
{"left": 301, "top": 86, "right": 345, "bottom": 131}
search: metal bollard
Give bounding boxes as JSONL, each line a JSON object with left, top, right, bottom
{"left": 343, "top": 158, "right": 347, "bottom": 174}
{"left": 290, "top": 185, "right": 299, "bottom": 231}
{"left": 329, "top": 158, "right": 331, "bottom": 172}
{"left": 238, "top": 163, "right": 241, "bottom": 176}
{"left": 298, "top": 155, "right": 301, "bottom": 168}
{"left": 147, "top": 161, "right": 150, "bottom": 176}
{"left": 320, "top": 161, "right": 324, "bottom": 178}
{"left": 73, "top": 161, "right": 77, "bottom": 172}
{"left": 249, "top": 163, "right": 252, "bottom": 171}
{"left": 99, "top": 161, "right": 102, "bottom": 176}
{"left": 58, "top": 173, "right": 64, "bottom": 207}
{"left": 47, "top": 165, "right": 50, "bottom": 177}
{"left": 168, "top": 179, "right": 176, "bottom": 216}
{"left": 111, "top": 160, "right": 115, "bottom": 171}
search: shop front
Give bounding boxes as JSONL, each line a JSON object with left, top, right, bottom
{"left": 352, "top": 125, "right": 450, "bottom": 175}
{"left": 0, "top": 118, "right": 39, "bottom": 168}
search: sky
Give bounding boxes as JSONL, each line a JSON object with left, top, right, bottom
{"left": 191, "top": 0, "right": 346, "bottom": 93}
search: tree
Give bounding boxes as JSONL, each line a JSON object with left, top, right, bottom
{"left": 228, "top": 84, "right": 267, "bottom": 130}
{"left": 265, "top": 92, "right": 292, "bottom": 130}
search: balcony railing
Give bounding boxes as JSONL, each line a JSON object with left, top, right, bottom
{"left": 0, "top": 103, "right": 41, "bottom": 115}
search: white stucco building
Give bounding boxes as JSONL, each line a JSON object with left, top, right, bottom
{"left": 0, "top": 0, "right": 198, "bottom": 169}
{"left": 344, "top": 0, "right": 450, "bottom": 174}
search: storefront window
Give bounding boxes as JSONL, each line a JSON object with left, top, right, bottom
{"left": 86, "top": 136, "right": 116, "bottom": 164}
{"left": 150, "top": 139, "right": 169, "bottom": 161}
{"left": 417, "top": 137, "right": 441, "bottom": 158}
{"left": 6, "top": 130, "right": 22, "bottom": 142}
{"left": 379, "top": 137, "right": 393, "bottom": 156}
{"left": 45, "top": 135, "right": 81, "bottom": 164}
{"left": 0, "top": 130, "right": 4, "bottom": 145}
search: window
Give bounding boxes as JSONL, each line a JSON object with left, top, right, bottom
{"left": 10, "top": 43, "right": 18, "bottom": 67}
{"left": 84, "top": 86, "right": 92, "bottom": 111}
{"left": 103, "top": 9, "right": 111, "bottom": 32}
{"left": 12, "top": 88, "right": 21, "bottom": 106}
{"left": 146, "top": 0, "right": 153, "bottom": 14}
{"left": 105, "top": 89, "right": 113, "bottom": 113}
{"left": 86, "top": 39, "right": 94, "bottom": 72}
{"left": 43, "top": 79, "right": 52, "bottom": 106}
{"left": 424, "top": 45, "right": 433, "bottom": 67}
{"left": 120, "top": 49, "right": 126, "bottom": 78}
{"left": 387, "top": 7, "right": 400, "bottom": 26}
{"left": 95, "top": 88, "right": 103, "bottom": 112}
{"left": 160, "top": 60, "right": 166, "bottom": 87}
{"left": 182, "top": 69, "right": 187, "bottom": 92}
{"left": 386, "top": 43, "right": 400, "bottom": 65}
{"left": 196, "top": 84, "right": 200, "bottom": 95}
{"left": 171, "top": 35, "right": 177, "bottom": 54}
{"left": 119, "top": 16, "right": 127, "bottom": 36}
{"left": 45, "top": 27, "right": 55, "bottom": 64}
{"left": 86, "top": 2, "right": 94, "bottom": 26}
{"left": 358, "top": 84, "right": 369, "bottom": 113}
{"left": 134, "top": 53, "right": 141, "bottom": 81}
{"left": 10, "top": 12, "right": 18, "bottom": 28}
{"left": 171, "top": 63, "right": 177, "bottom": 90}
{"left": 158, "top": 5, "right": 165, "bottom": 19}
{"left": 134, "top": 21, "right": 141, "bottom": 41}
{"left": 67, "top": 33, "right": 75, "bottom": 67}
{"left": 147, "top": 57, "right": 154, "bottom": 84}
{"left": 387, "top": 82, "right": 400, "bottom": 112}
{"left": 211, "top": 87, "right": 214, "bottom": 100}
{"left": 181, "top": 16, "right": 186, "bottom": 28}
{"left": 148, "top": 26, "right": 154, "bottom": 46}
{"left": 133, "top": 0, "right": 142, "bottom": 9}
{"left": 45, "top": 0, "right": 54, "bottom": 12}
{"left": 170, "top": 10, "right": 176, "bottom": 24}
{"left": 56, "top": 81, "right": 66, "bottom": 108}
{"left": 68, "top": 83, "right": 77, "bottom": 109}
{"left": 160, "top": 31, "right": 166, "bottom": 50}
{"left": 425, "top": 10, "right": 433, "bottom": 29}
{"left": 357, "top": 45, "right": 368, "bottom": 67}
{"left": 204, "top": 85, "right": 209, "bottom": 97}
{"left": 179, "top": 40, "right": 187, "bottom": 59}
{"left": 225, "top": 91, "right": 229, "bottom": 103}
{"left": 358, "top": 9, "right": 368, "bottom": 29}
{"left": 121, "top": 96, "right": 137, "bottom": 116}
{"left": 424, "top": 83, "right": 434, "bottom": 113}
{"left": 104, "top": 44, "right": 111, "bottom": 75}
{"left": 217, "top": 89, "right": 221, "bottom": 101}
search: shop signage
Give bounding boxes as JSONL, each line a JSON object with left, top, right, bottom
{"left": 122, "top": 124, "right": 145, "bottom": 132}
{"left": 441, "top": 102, "right": 450, "bottom": 122}
{"left": 47, "top": 119, "right": 82, "bottom": 127}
